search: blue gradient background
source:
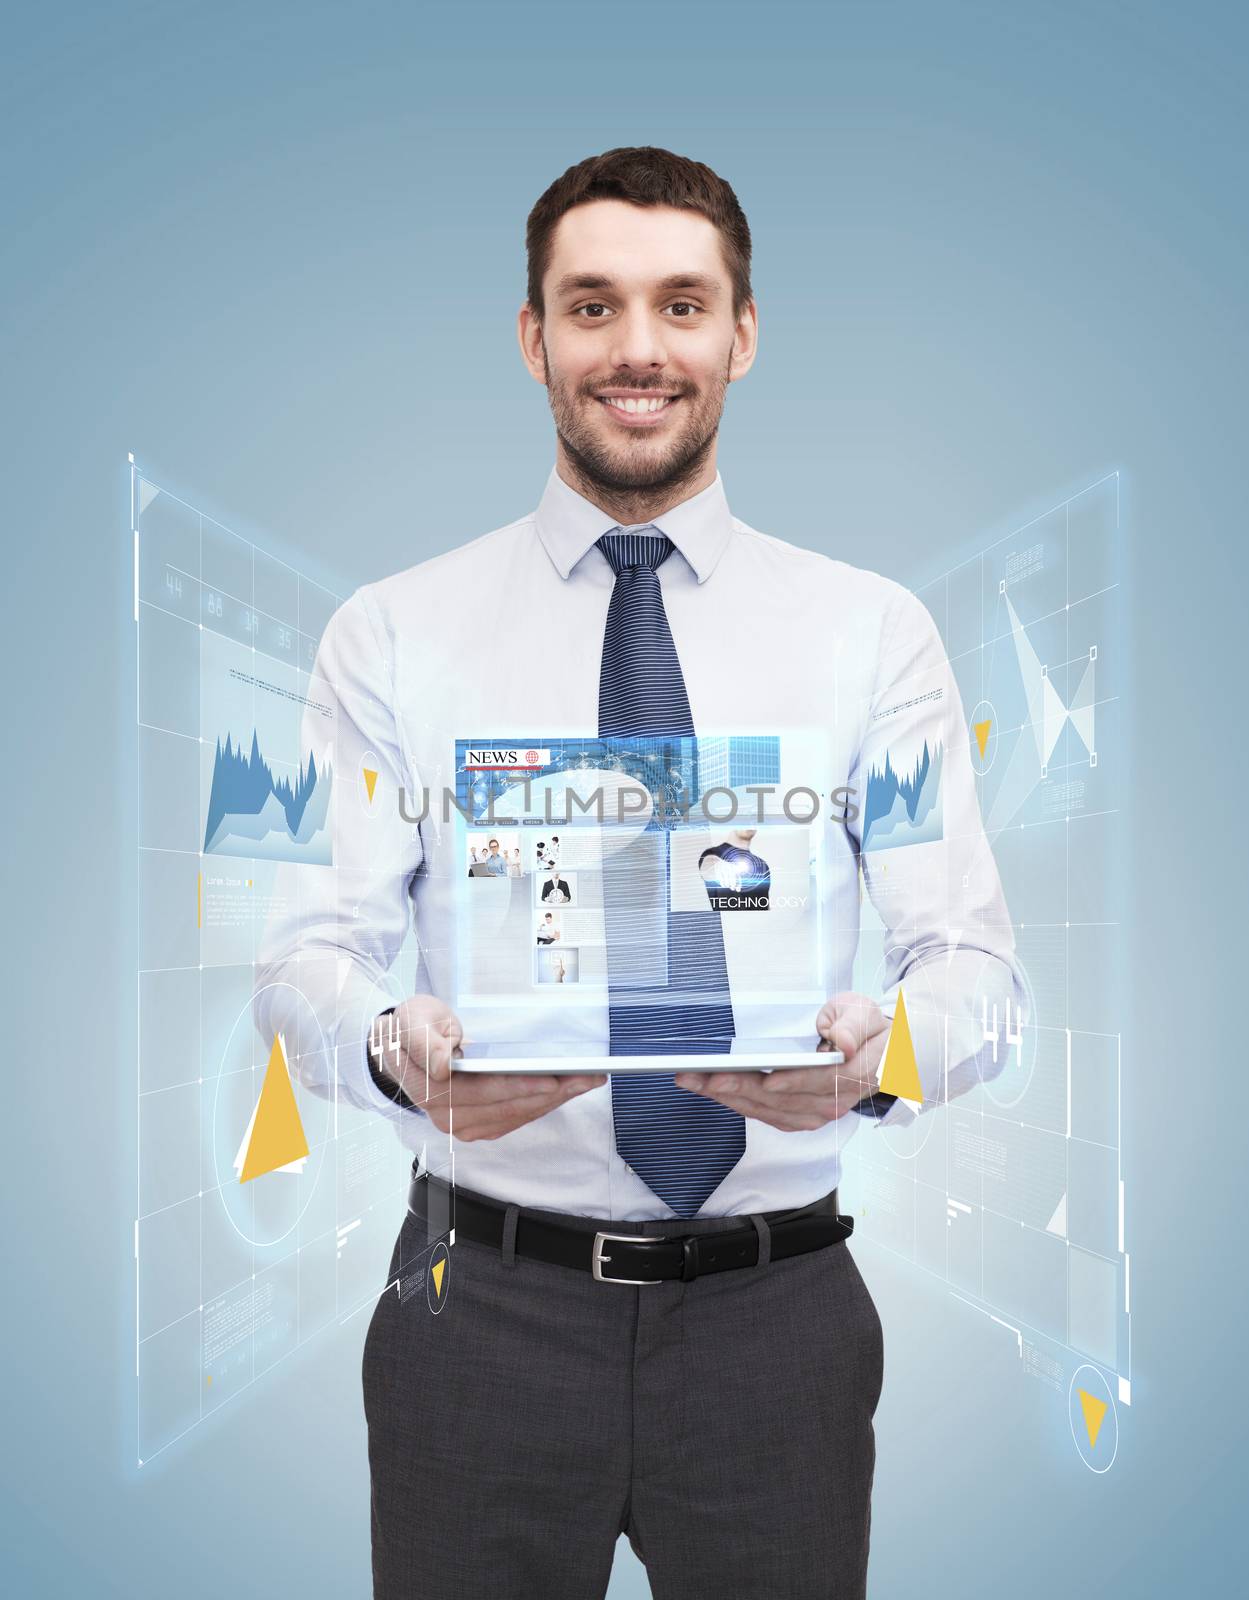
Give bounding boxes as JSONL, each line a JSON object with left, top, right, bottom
{"left": 3, "top": 2, "right": 1243, "bottom": 1594}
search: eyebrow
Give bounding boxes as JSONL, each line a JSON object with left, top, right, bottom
{"left": 551, "top": 271, "right": 724, "bottom": 301}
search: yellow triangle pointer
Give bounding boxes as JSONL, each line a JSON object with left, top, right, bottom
{"left": 431, "top": 1258, "right": 446, "bottom": 1297}
{"left": 363, "top": 767, "right": 379, "bottom": 804}
{"left": 878, "top": 988, "right": 923, "bottom": 1104}
{"left": 973, "top": 719, "right": 992, "bottom": 759}
{"left": 1077, "top": 1388, "right": 1108, "bottom": 1450}
{"left": 239, "top": 1034, "right": 310, "bottom": 1183}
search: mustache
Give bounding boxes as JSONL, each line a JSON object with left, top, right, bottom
{"left": 584, "top": 381, "right": 690, "bottom": 398}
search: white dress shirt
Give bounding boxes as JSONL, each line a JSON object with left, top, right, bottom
{"left": 255, "top": 465, "right": 1024, "bottom": 1219}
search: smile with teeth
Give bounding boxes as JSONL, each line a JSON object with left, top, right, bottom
{"left": 598, "top": 395, "right": 677, "bottom": 414}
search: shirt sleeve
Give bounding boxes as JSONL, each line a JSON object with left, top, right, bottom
{"left": 845, "top": 582, "right": 1026, "bottom": 1117}
{"left": 252, "top": 585, "right": 429, "bottom": 1120}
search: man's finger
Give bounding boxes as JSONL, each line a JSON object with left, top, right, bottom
{"left": 456, "top": 1070, "right": 605, "bottom": 1105}
{"left": 448, "top": 1093, "right": 564, "bottom": 1136}
{"left": 687, "top": 1091, "right": 835, "bottom": 1131}
{"left": 421, "top": 1029, "right": 456, "bottom": 1081}
{"left": 677, "top": 1068, "right": 873, "bottom": 1099}
{"left": 818, "top": 1003, "right": 885, "bottom": 1061}
{"left": 761, "top": 1066, "right": 878, "bottom": 1099}
{"left": 452, "top": 1071, "right": 569, "bottom": 1104}
{"left": 678, "top": 1069, "right": 876, "bottom": 1122}
{"left": 756, "top": 1065, "right": 849, "bottom": 1096}
{"left": 451, "top": 1084, "right": 593, "bottom": 1140}
{"left": 701, "top": 1091, "right": 860, "bottom": 1128}
{"left": 816, "top": 991, "right": 883, "bottom": 1029}
{"left": 701, "top": 1083, "right": 868, "bottom": 1119}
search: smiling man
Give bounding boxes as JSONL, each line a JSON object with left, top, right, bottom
{"left": 527, "top": 198, "right": 743, "bottom": 516}
{"left": 257, "top": 146, "right": 1022, "bottom": 1600}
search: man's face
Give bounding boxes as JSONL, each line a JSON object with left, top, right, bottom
{"left": 522, "top": 200, "right": 756, "bottom": 495}
{"left": 488, "top": 839, "right": 499, "bottom": 852}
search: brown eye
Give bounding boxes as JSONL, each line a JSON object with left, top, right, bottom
{"left": 578, "top": 303, "right": 610, "bottom": 318}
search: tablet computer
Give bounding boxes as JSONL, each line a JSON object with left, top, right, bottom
{"left": 451, "top": 1037, "right": 844, "bottom": 1075}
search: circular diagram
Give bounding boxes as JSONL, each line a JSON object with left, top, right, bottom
{"left": 426, "top": 1240, "right": 451, "bottom": 1315}
{"left": 210, "top": 981, "right": 330, "bottom": 1249}
{"left": 1068, "top": 1363, "right": 1118, "bottom": 1472}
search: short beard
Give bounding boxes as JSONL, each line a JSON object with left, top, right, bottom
{"left": 543, "top": 339, "right": 730, "bottom": 504}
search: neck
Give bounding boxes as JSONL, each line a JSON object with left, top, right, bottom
{"left": 554, "top": 437, "right": 718, "bottom": 526}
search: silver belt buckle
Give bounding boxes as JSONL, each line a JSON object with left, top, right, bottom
{"left": 591, "top": 1230, "right": 662, "bottom": 1284}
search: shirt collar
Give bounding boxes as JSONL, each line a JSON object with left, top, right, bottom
{"left": 533, "top": 464, "right": 734, "bottom": 585}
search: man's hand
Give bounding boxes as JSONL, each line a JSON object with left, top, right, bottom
{"left": 373, "top": 996, "right": 605, "bottom": 1142}
{"left": 673, "top": 992, "right": 891, "bottom": 1131}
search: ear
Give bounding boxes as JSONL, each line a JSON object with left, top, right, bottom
{"left": 728, "top": 298, "right": 759, "bottom": 384}
{"left": 518, "top": 303, "right": 547, "bottom": 384}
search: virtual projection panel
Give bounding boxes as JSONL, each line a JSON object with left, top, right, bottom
{"left": 132, "top": 458, "right": 1127, "bottom": 1473}
{"left": 132, "top": 461, "right": 451, "bottom": 1466}
{"left": 842, "top": 473, "right": 1128, "bottom": 1471}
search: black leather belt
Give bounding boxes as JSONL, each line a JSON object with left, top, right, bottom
{"left": 408, "top": 1170, "right": 853, "bottom": 1284}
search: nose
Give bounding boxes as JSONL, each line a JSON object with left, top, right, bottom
{"left": 607, "top": 304, "right": 668, "bottom": 373}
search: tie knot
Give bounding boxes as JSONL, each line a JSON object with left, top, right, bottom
{"left": 596, "top": 527, "right": 675, "bottom": 577}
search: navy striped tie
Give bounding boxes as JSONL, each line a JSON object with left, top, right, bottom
{"left": 596, "top": 527, "right": 745, "bottom": 1217}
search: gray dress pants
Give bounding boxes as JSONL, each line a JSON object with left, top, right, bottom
{"left": 363, "top": 1179, "right": 884, "bottom": 1599}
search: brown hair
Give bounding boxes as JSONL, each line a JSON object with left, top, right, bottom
{"left": 525, "top": 146, "right": 752, "bottom": 322}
